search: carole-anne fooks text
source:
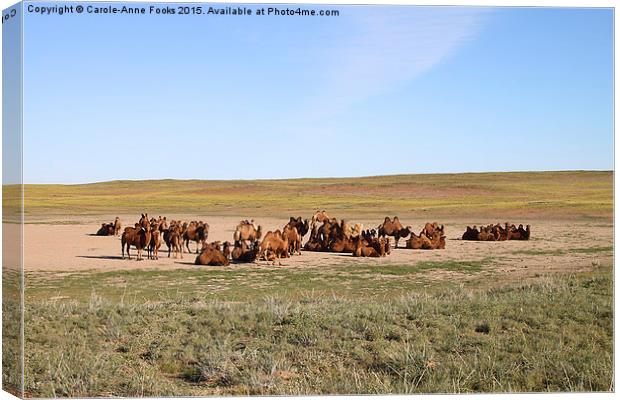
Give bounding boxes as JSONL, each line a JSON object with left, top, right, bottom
{"left": 24, "top": 4, "right": 340, "bottom": 17}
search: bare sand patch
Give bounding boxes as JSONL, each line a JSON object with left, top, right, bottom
{"left": 22, "top": 215, "right": 612, "bottom": 283}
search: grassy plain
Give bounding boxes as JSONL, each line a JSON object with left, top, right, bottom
{"left": 22, "top": 265, "right": 612, "bottom": 396}
{"left": 18, "top": 170, "right": 612, "bottom": 220}
{"left": 8, "top": 170, "right": 614, "bottom": 396}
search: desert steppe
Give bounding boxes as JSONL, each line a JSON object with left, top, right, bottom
{"left": 4, "top": 171, "right": 613, "bottom": 396}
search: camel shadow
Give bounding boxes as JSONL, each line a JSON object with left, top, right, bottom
{"left": 85, "top": 234, "right": 119, "bottom": 238}
{"left": 77, "top": 255, "right": 124, "bottom": 261}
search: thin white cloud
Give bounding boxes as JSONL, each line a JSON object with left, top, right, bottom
{"left": 297, "top": 7, "right": 491, "bottom": 120}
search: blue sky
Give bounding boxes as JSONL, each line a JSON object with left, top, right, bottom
{"left": 17, "top": 3, "right": 614, "bottom": 183}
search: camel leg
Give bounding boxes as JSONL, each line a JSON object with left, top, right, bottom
{"left": 121, "top": 241, "right": 125, "bottom": 259}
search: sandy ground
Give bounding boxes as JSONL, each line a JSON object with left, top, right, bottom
{"left": 21, "top": 215, "right": 613, "bottom": 279}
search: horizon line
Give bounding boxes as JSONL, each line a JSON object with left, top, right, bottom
{"left": 15, "top": 168, "right": 613, "bottom": 186}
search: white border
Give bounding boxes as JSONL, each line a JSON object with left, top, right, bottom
{"left": 0, "top": 1, "right": 616, "bottom": 399}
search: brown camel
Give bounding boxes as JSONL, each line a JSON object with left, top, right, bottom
{"left": 121, "top": 214, "right": 152, "bottom": 260}
{"left": 195, "top": 243, "right": 229, "bottom": 266}
{"left": 259, "top": 230, "right": 289, "bottom": 264}
{"left": 377, "top": 216, "right": 411, "bottom": 248}
{"left": 231, "top": 240, "right": 261, "bottom": 263}
{"left": 282, "top": 225, "right": 302, "bottom": 255}
{"left": 234, "top": 222, "right": 262, "bottom": 242}
{"left": 183, "top": 222, "right": 209, "bottom": 254}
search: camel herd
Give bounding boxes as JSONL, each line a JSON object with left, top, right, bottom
{"left": 96, "top": 211, "right": 530, "bottom": 265}
{"left": 461, "top": 223, "right": 531, "bottom": 241}
{"left": 303, "top": 216, "right": 445, "bottom": 254}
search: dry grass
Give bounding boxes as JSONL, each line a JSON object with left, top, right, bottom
{"left": 16, "top": 171, "right": 612, "bottom": 220}
{"left": 21, "top": 266, "right": 613, "bottom": 396}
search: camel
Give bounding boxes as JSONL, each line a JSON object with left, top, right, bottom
{"left": 407, "top": 232, "right": 445, "bottom": 250}
{"left": 462, "top": 226, "right": 479, "bottom": 241}
{"left": 303, "top": 239, "right": 324, "bottom": 252}
{"left": 377, "top": 216, "right": 411, "bottom": 248}
{"left": 328, "top": 236, "right": 357, "bottom": 253}
{"left": 231, "top": 240, "right": 261, "bottom": 263}
{"left": 311, "top": 210, "right": 330, "bottom": 231}
{"left": 147, "top": 219, "right": 167, "bottom": 260}
{"left": 121, "top": 214, "right": 152, "bottom": 260}
{"left": 477, "top": 226, "right": 499, "bottom": 241}
{"left": 96, "top": 223, "right": 115, "bottom": 236}
{"left": 149, "top": 230, "right": 161, "bottom": 260}
{"left": 352, "top": 236, "right": 389, "bottom": 257}
{"left": 508, "top": 224, "right": 531, "bottom": 240}
{"left": 350, "top": 223, "right": 363, "bottom": 238}
{"left": 303, "top": 225, "right": 325, "bottom": 251}
{"left": 259, "top": 230, "right": 289, "bottom": 264}
{"left": 195, "top": 243, "right": 229, "bottom": 266}
{"left": 342, "top": 220, "right": 363, "bottom": 239}
{"left": 318, "top": 219, "right": 344, "bottom": 248}
{"left": 156, "top": 216, "right": 168, "bottom": 232}
{"left": 282, "top": 225, "right": 302, "bottom": 255}
{"left": 113, "top": 217, "right": 122, "bottom": 236}
{"left": 496, "top": 223, "right": 509, "bottom": 241}
{"left": 406, "top": 232, "right": 428, "bottom": 249}
{"left": 148, "top": 224, "right": 162, "bottom": 260}
{"left": 164, "top": 223, "right": 183, "bottom": 258}
{"left": 234, "top": 221, "right": 262, "bottom": 242}
{"left": 421, "top": 222, "right": 444, "bottom": 239}
{"left": 361, "top": 229, "right": 377, "bottom": 242}
{"left": 222, "top": 241, "right": 232, "bottom": 260}
{"left": 183, "top": 222, "right": 209, "bottom": 254}
{"left": 285, "top": 217, "right": 310, "bottom": 241}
